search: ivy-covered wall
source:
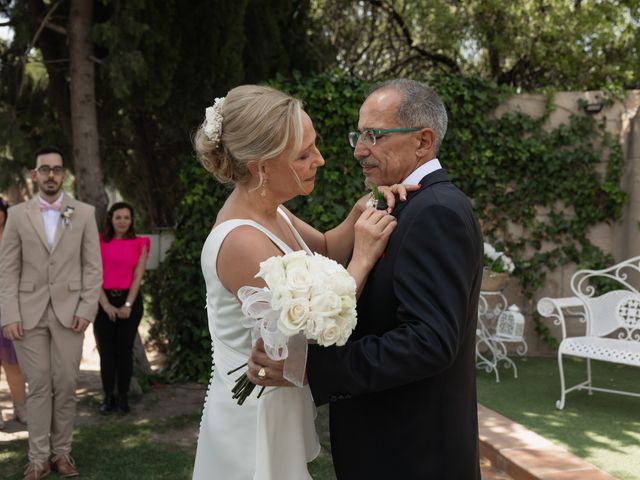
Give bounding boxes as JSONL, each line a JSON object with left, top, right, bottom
{"left": 493, "top": 90, "right": 640, "bottom": 352}
{"left": 147, "top": 71, "right": 628, "bottom": 381}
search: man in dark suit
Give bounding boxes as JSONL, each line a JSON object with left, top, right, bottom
{"left": 250, "top": 79, "right": 483, "bottom": 479}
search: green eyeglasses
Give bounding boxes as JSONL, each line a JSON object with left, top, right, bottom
{"left": 348, "top": 128, "right": 421, "bottom": 148}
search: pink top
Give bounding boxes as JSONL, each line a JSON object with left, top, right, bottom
{"left": 100, "top": 235, "right": 150, "bottom": 290}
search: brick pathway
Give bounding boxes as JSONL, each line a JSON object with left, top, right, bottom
{"left": 478, "top": 404, "right": 615, "bottom": 479}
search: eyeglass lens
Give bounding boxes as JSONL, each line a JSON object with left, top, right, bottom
{"left": 37, "top": 166, "right": 64, "bottom": 175}
{"left": 349, "top": 131, "right": 376, "bottom": 148}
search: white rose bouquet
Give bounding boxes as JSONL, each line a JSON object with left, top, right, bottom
{"left": 229, "top": 250, "right": 358, "bottom": 405}
{"left": 483, "top": 242, "right": 515, "bottom": 274}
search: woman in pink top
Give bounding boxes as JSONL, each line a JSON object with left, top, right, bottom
{"left": 95, "top": 202, "right": 149, "bottom": 415}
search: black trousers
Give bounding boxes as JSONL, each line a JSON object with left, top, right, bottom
{"left": 93, "top": 290, "right": 143, "bottom": 396}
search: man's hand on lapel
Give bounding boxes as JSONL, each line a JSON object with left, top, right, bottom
{"left": 2, "top": 322, "right": 23, "bottom": 341}
{"left": 72, "top": 316, "right": 90, "bottom": 333}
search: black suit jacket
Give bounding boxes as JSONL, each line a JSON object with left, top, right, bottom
{"left": 307, "top": 169, "right": 483, "bottom": 479}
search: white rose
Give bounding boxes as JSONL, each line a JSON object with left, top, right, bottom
{"left": 311, "top": 253, "right": 344, "bottom": 275}
{"left": 334, "top": 313, "right": 356, "bottom": 346}
{"left": 257, "top": 256, "right": 286, "bottom": 288}
{"left": 278, "top": 297, "right": 310, "bottom": 336}
{"left": 309, "top": 254, "right": 342, "bottom": 276}
{"left": 285, "top": 265, "right": 313, "bottom": 298}
{"left": 304, "top": 312, "right": 326, "bottom": 339}
{"left": 340, "top": 294, "right": 356, "bottom": 312}
{"left": 270, "top": 285, "right": 292, "bottom": 311}
{"left": 310, "top": 272, "right": 332, "bottom": 297}
{"left": 310, "top": 290, "right": 342, "bottom": 318}
{"left": 331, "top": 273, "right": 356, "bottom": 297}
{"left": 282, "top": 250, "right": 309, "bottom": 270}
{"left": 317, "top": 319, "right": 340, "bottom": 346}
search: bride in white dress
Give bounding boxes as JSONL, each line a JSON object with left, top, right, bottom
{"left": 191, "top": 85, "right": 399, "bottom": 479}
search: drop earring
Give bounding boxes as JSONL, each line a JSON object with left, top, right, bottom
{"left": 260, "top": 175, "right": 268, "bottom": 198}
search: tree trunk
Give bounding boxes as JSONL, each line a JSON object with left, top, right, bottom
{"left": 29, "top": 0, "right": 72, "bottom": 141}
{"left": 68, "top": 0, "right": 108, "bottom": 227}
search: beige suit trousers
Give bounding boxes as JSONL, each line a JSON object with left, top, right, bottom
{"left": 13, "top": 303, "right": 84, "bottom": 463}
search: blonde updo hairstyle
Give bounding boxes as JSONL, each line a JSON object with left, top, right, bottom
{"left": 194, "top": 85, "right": 305, "bottom": 187}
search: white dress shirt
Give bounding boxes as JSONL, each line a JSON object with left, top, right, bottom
{"left": 402, "top": 158, "right": 442, "bottom": 185}
{"left": 40, "top": 192, "right": 64, "bottom": 248}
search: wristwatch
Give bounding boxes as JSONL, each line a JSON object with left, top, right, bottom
{"left": 124, "top": 301, "right": 132, "bottom": 308}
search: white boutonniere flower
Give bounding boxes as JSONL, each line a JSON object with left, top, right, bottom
{"left": 61, "top": 206, "right": 75, "bottom": 227}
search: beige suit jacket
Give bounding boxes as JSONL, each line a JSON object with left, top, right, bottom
{"left": 0, "top": 195, "right": 102, "bottom": 329}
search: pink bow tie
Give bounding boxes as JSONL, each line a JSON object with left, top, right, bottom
{"left": 39, "top": 197, "right": 62, "bottom": 212}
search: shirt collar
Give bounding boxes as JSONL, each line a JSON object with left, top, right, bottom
{"left": 401, "top": 158, "right": 442, "bottom": 185}
{"left": 38, "top": 191, "right": 65, "bottom": 205}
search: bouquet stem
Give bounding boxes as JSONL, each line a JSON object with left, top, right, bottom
{"left": 228, "top": 364, "right": 266, "bottom": 406}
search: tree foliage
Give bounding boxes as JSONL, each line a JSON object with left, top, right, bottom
{"left": 0, "top": 0, "right": 334, "bottom": 226}
{"left": 314, "top": 0, "right": 640, "bottom": 90}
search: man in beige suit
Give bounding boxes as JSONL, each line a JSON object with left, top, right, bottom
{"left": 0, "top": 146, "right": 102, "bottom": 480}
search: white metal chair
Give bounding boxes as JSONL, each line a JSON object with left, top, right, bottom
{"left": 537, "top": 255, "right": 640, "bottom": 409}
{"left": 476, "top": 291, "right": 528, "bottom": 382}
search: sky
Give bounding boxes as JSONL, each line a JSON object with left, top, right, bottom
{"left": 0, "top": 12, "right": 13, "bottom": 42}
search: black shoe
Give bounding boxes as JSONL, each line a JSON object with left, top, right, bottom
{"left": 100, "top": 393, "right": 116, "bottom": 415}
{"left": 118, "top": 394, "right": 130, "bottom": 414}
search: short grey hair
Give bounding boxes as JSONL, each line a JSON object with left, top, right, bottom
{"left": 368, "top": 79, "right": 448, "bottom": 153}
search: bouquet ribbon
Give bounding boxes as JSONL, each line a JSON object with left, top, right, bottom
{"left": 237, "top": 286, "right": 308, "bottom": 387}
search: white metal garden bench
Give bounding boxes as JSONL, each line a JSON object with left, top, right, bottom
{"left": 536, "top": 255, "right": 640, "bottom": 409}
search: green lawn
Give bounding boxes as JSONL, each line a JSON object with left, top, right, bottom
{"left": 0, "top": 415, "right": 198, "bottom": 480}
{"left": 477, "top": 356, "right": 640, "bottom": 480}
{"left": 0, "top": 409, "right": 335, "bottom": 480}
{"left": 4, "top": 357, "right": 637, "bottom": 479}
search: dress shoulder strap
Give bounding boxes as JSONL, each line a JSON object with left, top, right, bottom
{"left": 276, "top": 207, "right": 313, "bottom": 255}
{"left": 210, "top": 218, "right": 293, "bottom": 254}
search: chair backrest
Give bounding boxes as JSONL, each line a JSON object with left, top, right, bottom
{"left": 571, "top": 256, "right": 640, "bottom": 337}
{"left": 615, "top": 295, "right": 640, "bottom": 341}
{"left": 571, "top": 256, "right": 640, "bottom": 298}
{"left": 581, "top": 290, "right": 638, "bottom": 337}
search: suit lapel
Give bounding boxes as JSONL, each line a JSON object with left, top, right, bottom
{"left": 392, "top": 169, "right": 451, "bottom": 218}
{"left": 50, "top": 195, "right": 73, "bottom": 254}
{"left": 26, "top": 198, "right": 50, "bottom": 252}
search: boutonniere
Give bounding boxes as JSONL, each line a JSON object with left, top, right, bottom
{"left": 61, "top": 206, "right": 75, "bottom": 227}
{"left": 365, "top": 183, "right": 388, "bottom": 210}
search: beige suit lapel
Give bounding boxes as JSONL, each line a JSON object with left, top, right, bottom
{"left": 50, "top": 195, "right": 74, "bottom": 254}
{"left": 26, "top": 197, "right": 50, "bottom": 252}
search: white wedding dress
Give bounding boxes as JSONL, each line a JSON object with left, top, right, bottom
{"left": 192, "top": 208, "right": 320, "bottom": 480}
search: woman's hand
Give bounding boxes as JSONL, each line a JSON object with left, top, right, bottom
{"left": 352, "top": 208, "right": 397, "bottom": 270}
{"left": 355, "top": 183, "right": 420, "bottom": 213}
{"left": 377, "top": 183, "right": 420, "bottom": 212}
{"left": 102, "top": 303, "right": 119, "bottom": 322}
{"left": 117, "top": 305, "right": 132, "bottom": 319}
